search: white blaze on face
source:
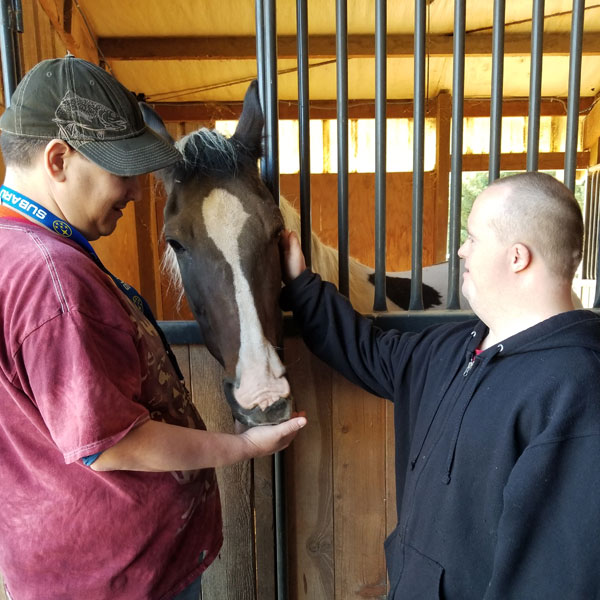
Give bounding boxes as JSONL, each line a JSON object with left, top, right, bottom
{"left": 202, "top": 189, "right": 289, "bottom": 410}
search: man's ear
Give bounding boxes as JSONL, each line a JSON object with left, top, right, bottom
{"left": 43, "top": 139, "right": 72, "bottom": 183}
{"left": 510, "top": 242, "right": 531, "bottom": 273}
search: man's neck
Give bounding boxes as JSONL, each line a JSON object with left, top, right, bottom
{"left": 2, "top": 169, "right": 66, "bottom": 224}
{"left": 480, "top": 293, "right": 576, "bottom": 350}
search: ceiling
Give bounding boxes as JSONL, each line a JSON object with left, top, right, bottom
{"left": 33, "top": 0, "right": 600, "bottom": 109}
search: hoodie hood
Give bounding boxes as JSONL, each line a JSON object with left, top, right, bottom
{"left": 480, "top": 309, "right": 600, "bottom": 357}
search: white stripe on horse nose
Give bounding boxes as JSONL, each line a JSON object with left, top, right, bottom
{"left": 202, "top": 188, "right": 286, "bottom": 410}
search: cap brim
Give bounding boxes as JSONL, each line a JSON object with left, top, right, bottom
{"left": 72, "top": 127, "right": 181, "bottom": 176}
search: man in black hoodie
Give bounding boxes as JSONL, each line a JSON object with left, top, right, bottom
{"left": 279, "top": 172, "right": 600, "bottom": 599}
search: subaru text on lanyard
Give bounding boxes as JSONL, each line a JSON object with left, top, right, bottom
{"left": 0, "top": 185, "right": 184, "bottom": 381}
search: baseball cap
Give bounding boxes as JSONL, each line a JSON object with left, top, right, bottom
{"left": 0, "top": 54, "right": 181, "bottom": 176}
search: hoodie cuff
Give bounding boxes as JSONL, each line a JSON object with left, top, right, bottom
{"left": 280, "top": 269, "right": 320, "bottom": 311}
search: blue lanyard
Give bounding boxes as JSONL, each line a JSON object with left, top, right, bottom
{"left": 0, "top": 185, "right": 184, "bottom": 381}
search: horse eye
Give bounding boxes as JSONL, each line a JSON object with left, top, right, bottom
{"left": 167, "top": 238, "right": 186, "bottom": 253}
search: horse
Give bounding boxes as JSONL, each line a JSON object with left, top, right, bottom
{"left": 141, "top": 81, "right": 292, "bottom": 427}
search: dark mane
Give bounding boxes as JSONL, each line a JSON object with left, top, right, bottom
{"left": 168, "top": 128, "right": 259, "bottom": 183}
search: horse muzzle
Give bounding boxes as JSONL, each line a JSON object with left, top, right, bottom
{"left": 223, "top": 378, "right": 293, "bottom": 427}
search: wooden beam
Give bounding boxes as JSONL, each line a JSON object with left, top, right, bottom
{"left": 37, "top": 0, "right": 99, "bottom": 64}
{"left": 99, "top": 32, "right": 600, "bottom": 61}
{"left": 151, "top": 97, "right": 594, "bottom": 122}
{"left": 461, "top": 151, "right": 590, "bottom": 172}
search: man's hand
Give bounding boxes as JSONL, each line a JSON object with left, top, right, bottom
{"left": 239, "top": 415, "right": 307, "bottom": 457}
{"left": 279, "top": 230, "right": 307, "bottom": 283}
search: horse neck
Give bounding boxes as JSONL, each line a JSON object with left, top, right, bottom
{"left": 278, "top": 195, "right": 372, "bottom": 293}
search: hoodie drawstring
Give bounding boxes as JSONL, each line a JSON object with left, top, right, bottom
{"left": 442, "top": 343, "right": 503, "bottom": 484}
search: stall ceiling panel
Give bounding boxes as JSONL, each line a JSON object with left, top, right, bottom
{"left": 37, "top": 0, "right": 600, "bottom": 103}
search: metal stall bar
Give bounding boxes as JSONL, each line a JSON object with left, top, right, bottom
{"left": 373, "top": 0, "right": 387, "bottom": 311}
{"left": 489, "top": 0, "right": 505, "bottom": 183}
{"left": 526, "top": 0, "right": 545, "bottom": 172}
{"left": 446, "top": 0, "right": 466, "bottom": 310}
{"left": 262, "top": 0, "right": 280, "bottom": 204}
{"left": 336, "top": 0, "right": 350, "bottom": 298}
{"left": 409, "top": 0, "right": 426, "bottom": 311}
{"left": 256, "top": 1, "right": 288, "bottom": 597}
{"left": 296, "top": 0, "right": 312, "bottom": 267}
{"left": 564, "top": 0, "right": 585, "bottom": 192}
{"left": 0, "top": 0, "right": 21, "bottom": 106}
{"left": 255, "top": 0, "right": 267, "bottom": 177}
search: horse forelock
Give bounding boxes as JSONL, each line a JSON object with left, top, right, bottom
{"left": 172, "top": 128, "right": 246, "bottom": 181}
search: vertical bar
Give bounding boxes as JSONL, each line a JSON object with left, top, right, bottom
{"left": 336, "top": 0, "right": 349, "bottom": 298}
{"left": 489, "top": 0, "right": 505, "bottom": 183}
{"left": 447, "top": 0, "right": 466, "bottom": 310}
{"left": 0, "top": 0, "right": 18, "bottom": 105}
{"left": 409, "top": 0, "right": 426, "bottom": 311}
{"left": 564, "top": 0, "right": 585, "bottom": 192}
{"left": 526, "top": 0, "right": 544, "bottom": 172}
{"left": 255, "top": 0, "right": 267, "bottom": 176}
{"left": 373, "top": 0, "right": 387, "bottom": 311}
{"left": 262, "top": 0, "right": 279, "bottom": 204}
{"left": 296, "top": 0, "right": 312, "bottom": 268}
{"left": 259, "top": 2, "right": 287, "bottom": 598}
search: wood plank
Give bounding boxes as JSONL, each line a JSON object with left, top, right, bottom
{"left": 188, "top": 345, "right": 255, "bottom": 600}
{"left": 99, "top": 32, "right": 600, "bottom": 61}
{"left": 435, "top": 91, "right": 451, "bottom": 264}
{"left": 134, "top": 175, "right": 161, "bottom": 316}
{"left": 254, "top": 455, "right": 276, "bottom": 600}
{"left": 332, "top": 375, "right": 388, "bottom": 599}
{"left": 461, "top": 150, "right": 590, "bottom": 172}
{"left": 285, "top": 338, "right": 335, "bottom": 599}
{"left": 385, "top": 400, "right": 397, "bottom": 593}
{"left": 152, "top": 97, "right": 594, "bottom": 122}
{"left": 37, "top": 0, "right": 99, "bottom": 64}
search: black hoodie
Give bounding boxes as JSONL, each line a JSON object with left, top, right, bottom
{"left": 282, "top": 270, "right": 600, "bottom": 600}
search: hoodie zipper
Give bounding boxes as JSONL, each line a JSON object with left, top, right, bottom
{"left": 463, "top": 354, "right": 476, "bottom": 376}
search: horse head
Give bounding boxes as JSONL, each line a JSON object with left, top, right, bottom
{"left": 141, "top": 81, "right": 292, "bottom": 427}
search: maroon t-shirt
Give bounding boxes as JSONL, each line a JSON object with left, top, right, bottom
{"left": 0, "top": 214, "right": 222, "bottom": 599}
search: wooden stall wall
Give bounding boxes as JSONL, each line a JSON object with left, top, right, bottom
{"left": 171, "top": 338, "right": 394, "bottom": 600}
{"left": 280, "top": 172, "right": 440, "bottom": 272}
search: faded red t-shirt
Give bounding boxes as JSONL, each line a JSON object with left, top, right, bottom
{"left": 0, "top": 214, "right": 222, "bottom": 600}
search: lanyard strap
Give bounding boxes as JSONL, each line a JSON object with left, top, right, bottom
{"left": 0, "top": 185, "right": 184, "bottom": 381}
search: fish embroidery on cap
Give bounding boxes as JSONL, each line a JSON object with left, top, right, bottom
{"left": 52, "top": 90, "right": 128, "bottom": 140}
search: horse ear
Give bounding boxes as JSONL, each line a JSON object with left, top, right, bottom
{"left": 233, "top": 80, "right": 264, "bottom": 160}
{"left": 139, "top": 101, "right": 175, "bottom": 145}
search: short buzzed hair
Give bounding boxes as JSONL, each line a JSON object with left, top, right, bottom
{"left": 0, "top": 132, "right": 49, "bottom": 168}
{"left": 489, "top": 172, "right": 583, "bottom": 282}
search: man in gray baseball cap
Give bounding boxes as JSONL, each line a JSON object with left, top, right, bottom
{"left": 0, "top": 55, "right": 305, "bottom": 600}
